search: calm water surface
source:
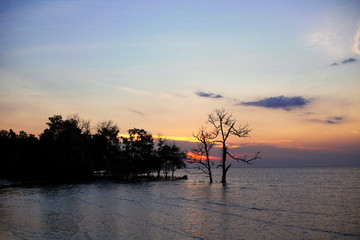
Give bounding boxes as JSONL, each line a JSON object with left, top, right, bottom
{"left": 1, "top": 167, "right": 359, "bottom": 240}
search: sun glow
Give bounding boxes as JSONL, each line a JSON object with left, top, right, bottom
{"left": 118, "top": 133, "right": 198, "bottom": 142}
{"left": 157, "top": 136, "right": 198, "bottom": 142}
{"left": 186, "top": 152, "right": 221, "bottom": 161}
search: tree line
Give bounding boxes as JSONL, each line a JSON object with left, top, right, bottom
{"left": 1, "top": 109, "right": 260, "bottom": 183}
{"left": 0, "top": 114, "right": 187, "bottom": 181}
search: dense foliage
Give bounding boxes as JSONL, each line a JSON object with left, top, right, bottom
{"left": 0, "top": 115, "right": 187, "bottom": 181}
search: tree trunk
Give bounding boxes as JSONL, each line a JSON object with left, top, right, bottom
{"left": 221, "top": 170, "right": 226, "bottom": 183}
{"left": 221, "top": 144, "right": 227, "bottom": 183}
{"left": 205, "top": 147, "right": 213, "bottom": 183}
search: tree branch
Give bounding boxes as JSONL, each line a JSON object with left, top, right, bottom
{"left": 225, "top": 164, "right": 231, "bottom": 173}
{"left": 227, "top": 151, "right": 260, "bottom": 164}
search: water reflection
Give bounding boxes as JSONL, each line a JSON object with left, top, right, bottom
{"left": 1, "top": 167, "right": 360, "bottom": 240}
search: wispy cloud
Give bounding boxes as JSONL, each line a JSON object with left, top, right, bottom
{"left": 334, "top": 117, "right": 343, "bottom": 120}
{"left": 120, "top": 87, "right": 152, "bottom": 96}
{"left": 196, "top": 91, "right": 223, "bottom": 99}
{"left": 330, "top": 57, "right": 357, "bottom": 66}
{"left": 128, "top": 108, "right": 145, "bottom": 117}
{"left": 239, "top": 96, "right": 310, "bottom": 111}
{"left": 341, "top": 58, "right": 357, "bottom": 64}
{"left": 326, "top": 116, "right": 344, "bottom": 124}
{"left": 353, "top": 22, "right": 360, "bottom": 55}
{"left": 120, "top": 87, "right": 178, "bottom": 99}
{"left": 309, "top": 116, "right": 344, "bottom": 124}
{"left": 326, "top": 120, "right": 336, "bottom": 124}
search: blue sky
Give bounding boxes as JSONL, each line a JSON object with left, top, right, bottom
{"left": 1, "top": 0, "right": 359, "bottom": 166}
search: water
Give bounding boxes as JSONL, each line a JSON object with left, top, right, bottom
{"left": 1, "top": 167, "right": 359, "bottom": 240}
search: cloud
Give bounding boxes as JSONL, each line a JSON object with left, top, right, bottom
{"left": 330, "top": 57, "right": 357, "bottom": 66}
{"left": 120, "top": 87, "right": 152, "bottom": 96}
{"left": 334, "top": 117, "right": 343, "bottom": 121}
{"left": 326, "top": 116, "right": 344, "bottom": 124}
{"left": 240, "top": 96, "right": 310, "bottom": 111}
{"left": 128, "top": 108, "right": 145, "bottom": 117}
{"left": 353, "top": 22, "right": 360, "bottom": 55}
{"left": 341, "top": 58, "right": 357, "bottom": 64}
{"left": 309, "top": 116, "right": 344, "bottom": 124}
{"left": 119, "top": 87, "right": 179, "bottom": 99}
{"left": 196, "top": 91, "right": 223, "bottom": 99}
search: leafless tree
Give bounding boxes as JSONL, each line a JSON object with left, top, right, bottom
{"left": 188, "top": 127, "right": 217, "bottom": 183}
{"left": 208, "top": 108, "right": 260, "bottom": 183}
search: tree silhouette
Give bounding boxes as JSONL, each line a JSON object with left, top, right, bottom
{"left": 0, "top": 114, "right": 187, "bottom": 181}
{"left": 94, "top": 120, "right": 120, "bottom": 176}
{"left": 167, "top": 144, "right": 187, "bottom": 178}
{"left": 39, "top": 114, "right": 92, "bottom": 179}
{"left": 208, "top": 108, "right": 260, "bottom": 183}
{"left": 188, "top": 127, "right": 217, "bottom": 183}
{"left": 148, "top": 137, "right": 187, "bottom": 178}
{"left": 0, "top": 129, "right": 39, "bottom": 179}
{"left": 157, "top": 138, "right": 187, "bottom": 178}
{"left": 154, "top": 137, "right": 168, "bottom": 178}
{"left": 121, "top": 128, "right": 155, "bottom": 176}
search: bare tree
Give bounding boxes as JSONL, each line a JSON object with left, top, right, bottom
{"left": 208, "top": 108, "right": 260, "bottom": 183}
{"left": 188, "top": 127, "right": 217, "bottom": 183}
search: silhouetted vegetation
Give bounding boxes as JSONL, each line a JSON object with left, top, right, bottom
{"left": 188, "top": 127, "right": 216, "bottom": 183}
{"left": 189, "top": 108, "right": 260, "bottom": 183}
{"left": 0, "top": 114, "right": 187, "bottom": 182}
{"left": 156, "top": 137, "right": 187, "bottom": 178}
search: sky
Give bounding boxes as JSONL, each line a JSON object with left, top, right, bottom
{"left": 1, "top": 0, "right": 359, "bottom": 167}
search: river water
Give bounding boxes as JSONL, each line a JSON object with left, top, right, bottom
{"left": 1, "top": 167, "right": 359, "bottom": 240}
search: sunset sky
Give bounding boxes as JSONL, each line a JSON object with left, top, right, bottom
{"left": 1, "top": 0, "right": 359, "bottom": 166}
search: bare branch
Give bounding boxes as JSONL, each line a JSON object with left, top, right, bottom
{"left": 193, "top": 127, "right": 217, "bottom": 150}
{"left": 225, "top": 164, "right": 231, "bottom": 173}
{"left": 230, "top": 123, "right": 251, "bottom": 138}
{"left": 227, "top": 151, "right": 261, "bottom": 164}
{"left": 189, "top": 127, "right": 217, "bottom": 183}
{"left": 207, "top": 108, "right": 260, "bottom": 183}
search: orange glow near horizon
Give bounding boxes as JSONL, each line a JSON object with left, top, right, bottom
{"left": 118, "top": 131, "right": 359, "bottom": 154}
{"left": 186, "top": 152, "right": 221, "bottom": 161}
{"left": 118, "top": 133, "right": 198, "bottom": 142}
